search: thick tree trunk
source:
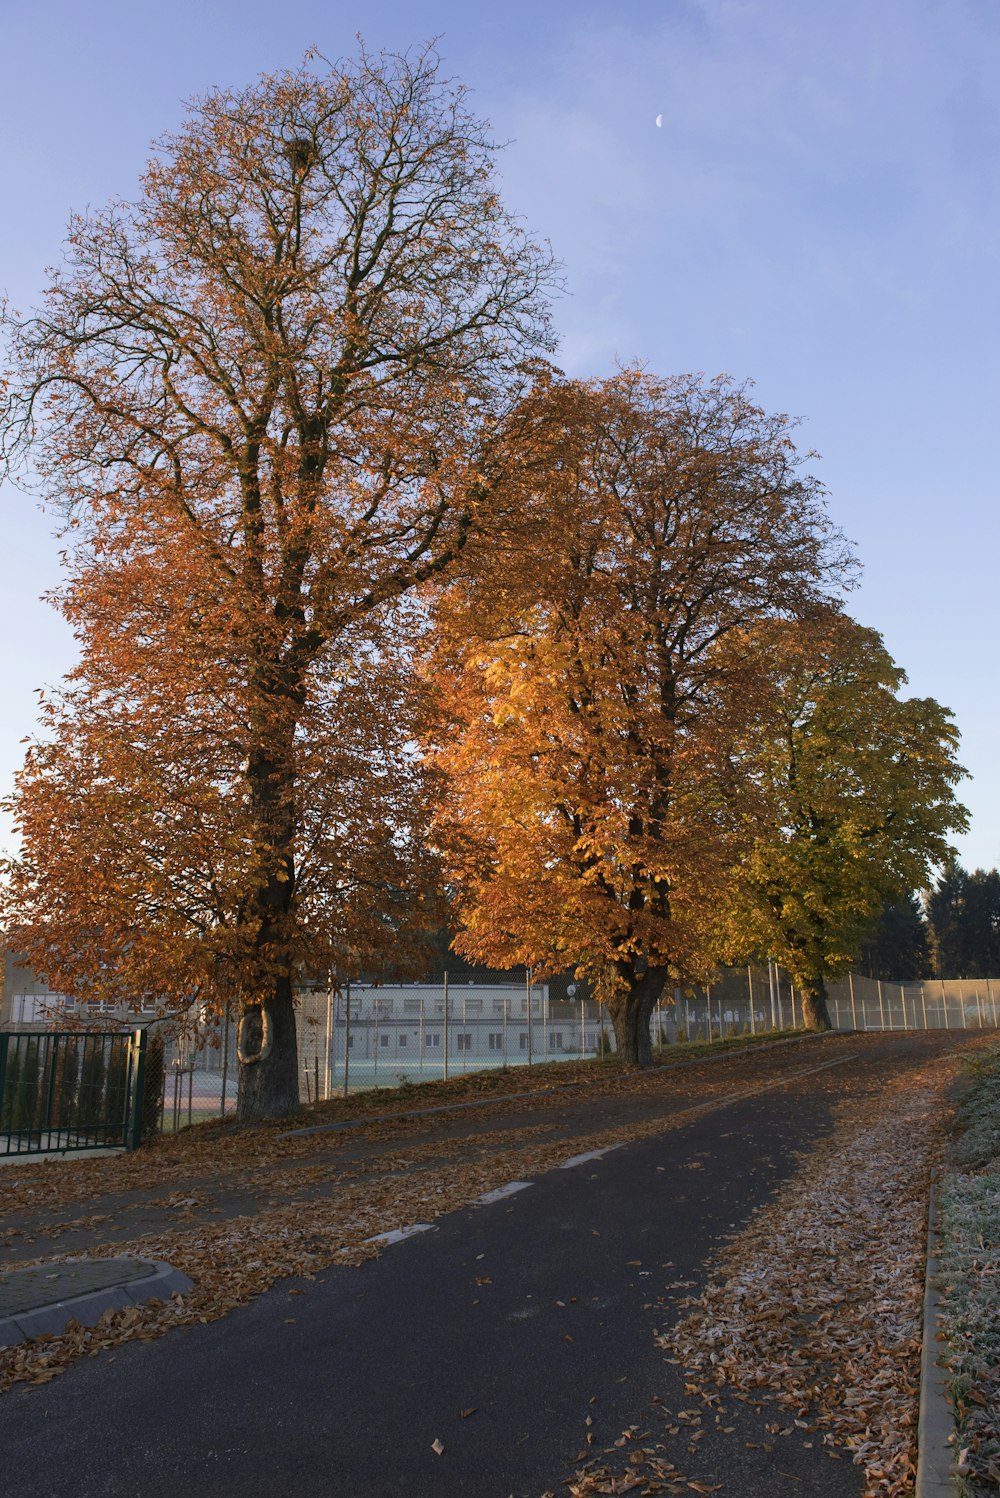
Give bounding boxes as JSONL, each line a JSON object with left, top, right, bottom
{"left": 237, "top": 975, "right": 300, "bottom": 1120}
{"left": 606, "top": 965, "right": 668, "bottom": 1066}
{"left": 238, "top": 730, "right": 302, "bottom": 1122}
{"left": 800, "top": 979, "right": 833, "bottom": 1031}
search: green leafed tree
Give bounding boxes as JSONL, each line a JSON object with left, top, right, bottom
{"left": 724, "top": 617, "right": 967, "bottom": 1029}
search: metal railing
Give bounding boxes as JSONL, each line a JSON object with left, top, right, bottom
{"left": 0, "top": 1029, "right": 147, "bottom": 1156}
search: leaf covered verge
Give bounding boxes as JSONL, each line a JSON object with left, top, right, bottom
{"left": 937, "top": 1044, "right": 1000, "bottom": 1495}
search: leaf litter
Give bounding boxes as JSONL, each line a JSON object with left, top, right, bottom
{"left": 0, "top": 1032, "right": 984, "bottom": 1498}
{"left": 558, "top": 1047, "right": 982, "bottom": 1498}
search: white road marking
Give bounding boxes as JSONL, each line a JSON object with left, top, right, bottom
{"left": 365, "top": 1224, "right": 434, "bottom": 1246}
{"left": 559, "top": 1146, "right": 624, "bottom": 1169}
{"left": 476, "top": 1182, "right": 533, "bottom": 1205}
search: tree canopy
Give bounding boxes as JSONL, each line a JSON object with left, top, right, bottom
{"left": 856, "top": 893, "right": 932, "bottom": 982}
{"left": 723, "top": 617, "right": 967, "bottom": 1026}
{"left": 925, "top": 861, "right": 1000, "bottom": 978}
{"left": 0, "top": 44, "right": 975, "bottom": 1108}
{"left": 0, "top": 44, "right": 556, "bottom": 1118}
{"left": 426, "top": 371, "right": 852, "bottom": 1059}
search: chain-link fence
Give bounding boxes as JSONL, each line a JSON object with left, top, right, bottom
{"left": 14, "top": 967, "right": 997, "bottom": 1132}
{"left": 825, "top": 974, "right": 1000, "bottom": 1031}
{"left": 153, "top": 963, "right": 809, "bottom": 1125}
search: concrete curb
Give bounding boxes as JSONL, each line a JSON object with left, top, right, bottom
{"left": 0, "top": 1259, "right": 193, "bottom": 1348}
{"left": 0, "top": 1148, "right": 124, "bottom": 1170}
{"left": 916, "top": 1181, "right": 958, "bottom": 1497}
{"left": 277, "top": 1032, "right": 822, "bottom": 1140}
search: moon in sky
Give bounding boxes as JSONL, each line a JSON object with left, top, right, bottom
{"left": 655, "top": 113, "right": 663, "bottom": 127}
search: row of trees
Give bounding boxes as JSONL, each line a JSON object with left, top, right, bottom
{"left": 0, "top": 46, "right": 968, "bottom": 1120}
{"left": 860, "top": 866, "right": 1000, "bottom": 980}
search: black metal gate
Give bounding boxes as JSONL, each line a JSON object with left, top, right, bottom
{"left": 0, "top": 1029, "right": 148, "bottom": 1156}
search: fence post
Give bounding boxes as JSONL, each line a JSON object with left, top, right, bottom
{"left": 323, "top": 978, "right": 332, "bottom": 1101}
{"left": 920, "top": 984, "right": 928, "bottom": 1030}
{"left": 41, "top": 1035, "right": 58, "bottom": 1139}
{"left": 848, "top": 973, "right": 858, "bottom": 1031}
{"left": 440, "top": 972, "right": 448, "bottom": 1080}
{"left": 747, "top": 967, "right": 756, "bottom": 1036}
{"left": 0, "top": 1033, "right": 7, "bottom": 1139}
{"left": 987, "top": 979, "right": 998, "bottom": 1027}
{"left": 526, "top": 968, "right": 533, "bottom": 1067}
{"left": 127, "top": 1028, "right": 148, "bottom": 1151}
{"left": 877, "top": 981, "right": 886, "bottom": 1030}
{"left": 900, "top": 985, "right": 908, "bottom": 1031}
{"left": 543, "top": 984, "right": 549, "bottom": 1060}
{"left": 343, "top": 977, "right": 351, "bottom": 1098}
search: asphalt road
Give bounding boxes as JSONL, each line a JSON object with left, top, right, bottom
{"left": 0, "top": 1046, "right": 889, "bottom": 1498}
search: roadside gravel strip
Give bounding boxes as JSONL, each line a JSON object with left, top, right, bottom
{"left": 934, "top": 1046, "right": 1000, "bottom": 1496}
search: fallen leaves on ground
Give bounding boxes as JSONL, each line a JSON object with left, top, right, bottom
{"left": 0, "top": 1041, "right": 856, "bottom": 1393}
{"left": 655, "top": 1059, "right": 955, "bottom": 1498}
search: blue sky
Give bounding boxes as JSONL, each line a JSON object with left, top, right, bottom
{"left": 2, "top": 0, "right": 998, "bottom": 869}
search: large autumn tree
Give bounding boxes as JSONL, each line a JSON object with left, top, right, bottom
{"left": 0, "top": 45, "right": 555, "bottom": 1119}
{"left": 426, "top": 372, "right": 851, "bottom": 1062}
{"left": 724, "top": 616, "right": 967, "bottom": 1028}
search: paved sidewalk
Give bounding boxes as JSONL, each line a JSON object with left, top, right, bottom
{"left": 1, "top": 1034, "right": 981, "bottom": 1497}
{"left": 0, "top": 1259, "right": 192, "bottom": 1345}
{"left": 0, "top": 1081, "right": 858, "bottom": 1497}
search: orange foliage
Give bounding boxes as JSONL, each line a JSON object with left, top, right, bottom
{"left": 426, "top": 372, "right": 853, "bottom": 1062}
{"left": 0, "top": 46, "right": 555, "bottom": 1117}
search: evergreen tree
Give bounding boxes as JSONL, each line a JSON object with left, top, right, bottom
{"left": 926, "top": 858, "right": 968, "bottom": 977}
{"left": 928, "top": 863, "right": 1000, "bottom": 977}
{"left": 926, "top": 862, "right": 1000, "bottom": 977}
{"left": 857, "top": 893, "right": 931, "bottom": 980}
{"left": 962, "top": 869, "right": 1000, "bottom": 976}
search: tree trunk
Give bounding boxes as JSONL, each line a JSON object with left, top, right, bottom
{"left": 237, "top": 975, "right": 300, "bottom": 1120}
{"left": 239, "top": 730, "right": 302, "bottom": 1122}
{"left": 607, "top": 966, "right": 668, "bottom": 1066}
{"left": 800, "top": 979, "right": 833, "bottom": 1031}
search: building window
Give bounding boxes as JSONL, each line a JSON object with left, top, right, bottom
{"left": 403, "top": 999, "right": 421, "bottom": 1014}
{"left": 380, "top": 1032, "right": 390, "bottom": 1047}
{"left": 549, "top": 1032, "right": 563, "bottom": 1049}
{"left": 519, "top": 1032, "right": 529, "bottom": 1050}
{"left": 398, "top": 1034, "right": 407, "bottom": 1047}
{"left": 425, "top": 1033, "right": 440, "bottom": 1048}
{"left": 347, "top": 1035, "right": 354, "bottom": 1049}
{"left": 457, "top": 1033, "right": 473, "bottom": 1051}
{"left": 465, "top": 999, "right": 483, "bottom": 1016}
{"left": 487, "top": 1033, "right": 504, "bottom": 1051}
